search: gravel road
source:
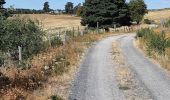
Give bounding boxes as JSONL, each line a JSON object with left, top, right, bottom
{"left": 120, "top": 34, "right": 170, "bottom": 100}
{"left": 69, "top": 34, "right": 170, "bottom": 100}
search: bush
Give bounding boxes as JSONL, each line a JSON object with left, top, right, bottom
{"left": 144, "top": 19, "right": 153, "bottom": 24}
{"left": 137, "top": 28, "right": 170, "bottom": 55}
{"left": 50, "top": 36, "right": 63, "bottom": 47}
{"left": 136, "top": 28, "right": 152, "bottom": 38}
{"left": 0, "top": 52, "right": 5, "bottom": 66}
{"left": 50, "top": 95, "right": 63, "bottom": 100}
{"left": 0, "top": 17, "right": 45, "bottom": 60}
{"left": 165, "top": 19, "right": 170, "bottom": 27}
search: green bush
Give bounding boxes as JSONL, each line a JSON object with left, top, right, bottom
{"left": 0, "top": 52, "right": 5, "bottom": 66}
{"left": 50, "top": 36, "right": 63, "bottom": 47}
{"left": 165, "top": 19, "right": 170, "bottom": 27}
{"left": 137, "top": 28, "right": 170, "bottom": 55}
{"left": 136, "top": 28, "right": 152, "bottom": 38}
{"left": 144, "top": 19, "right": 152, "bottom": 24}
{"left": 0, "top": 17, "right": 45, "bottom": 60}
{"left": 50, "top": 95, "right": 63, "bottom": 100}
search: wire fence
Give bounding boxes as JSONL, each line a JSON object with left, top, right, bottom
{"left": 0, "top": 24, "right": 148, "bottom": 67}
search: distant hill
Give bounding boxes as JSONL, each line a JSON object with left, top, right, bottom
{"left": 145, "top": 9, "right": 170, "bottom": 23}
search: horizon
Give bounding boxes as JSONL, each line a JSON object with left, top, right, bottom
{"left": 4, "top": 0, "right": 170, "bottom": 10}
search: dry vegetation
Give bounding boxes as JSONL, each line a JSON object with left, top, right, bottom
{"left": 12, "top": 14, "right": 82, "bottom": 30}
{"left": 145, "top": 9, "right": 170, "bottom": 23}
{"left": 0, "top": 30, "right": 115, "bottom": 99}
{"left": 135, "top": 27, "right": 170, "bottom": 70}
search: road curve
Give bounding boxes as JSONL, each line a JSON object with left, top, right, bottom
{"left": 69, "top": 34, "right": 170, "bottom": 100}
{"left": 120, "top": 34, "right": 170, "bottom": 100}
{"left": 69, "top": 35, "right": 126, "bottom": 100}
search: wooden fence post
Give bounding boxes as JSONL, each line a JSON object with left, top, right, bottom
{"left": 97, "top": 22, "right": 99, "bottom": 34}
{"left": 114, "top": 24, "right": 116, "bottom": 32}
{"left": 78, "top": 26, "right": 80, "bottom": 36}
{"left": 18, "top": 46, "right": 22, "bottom": 65}
{"left": 73, "top": 27, "right": 75, "bottom": 37}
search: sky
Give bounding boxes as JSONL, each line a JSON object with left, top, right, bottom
{"left": 4, "top": 0, "right": 170, "bottom": 10}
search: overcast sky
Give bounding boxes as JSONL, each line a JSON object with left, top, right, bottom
{"left": 4, "top": 0, "right": 170, "bottom": 10}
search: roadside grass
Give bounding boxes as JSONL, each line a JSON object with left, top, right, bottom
{"left": 136, "top": 27, "right": 170, "bottom": 70}
{"left": 0, "top": 31, "right": 115, "bottom": 99}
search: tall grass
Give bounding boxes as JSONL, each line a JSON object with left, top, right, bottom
{"left": 137, "top": 28, "right": 170, "bottom": 69}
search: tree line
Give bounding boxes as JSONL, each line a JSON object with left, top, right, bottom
{"left": 0, "top": 0, "right": 147, "bottom": 29}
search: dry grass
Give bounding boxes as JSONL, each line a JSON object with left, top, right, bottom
{"left": 12, "top": 14, "right": 82, "bottom": 30}
{"left": 145, "top": 9, "right": 170, "bottom": 23}
{"left": 135, "top": 31, "right": 170, "bottom": 71}
{"left": 0, "top": 31, "right": 116, "bottom": 100}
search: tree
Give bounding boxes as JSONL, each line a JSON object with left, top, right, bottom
{"left": 81, "top": 0, "right": 131, "bottom": 30}
{"left": 65, "top": 2, "right": 74, "bottom": 14}
{"left": 43, "top": 1, "right": 50, "bottom": 12}
{"left": 129, "top": 0, "right": 147, "bottom": 24}
{"left": 73, "top": 3, "right": 81, "bottom": 14}
{"left": 76, "top": 6, "right": 83, "bottom": 16}
{"left": 0, "top": 0, "right": 6, "bottom": 9}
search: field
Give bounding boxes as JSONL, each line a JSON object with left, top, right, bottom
{"left": 145, "top": 9, "right": 170, "bottom": 23}
{"left": 12, "top": 14, "right": 82, "bottom": 30}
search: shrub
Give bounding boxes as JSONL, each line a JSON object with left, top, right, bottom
{"left": 50, "top": 36, "right": 63, "bottom": 47}
{"left": 144, "top": 19, "right": 152, "bottom": 24}
{"left": 136, "top": 28, "right": 152, "bottom": 38}
{"left": 0, "top": 52, "right": 5, "bottom": 66}
{"left": 165, "top": 19, "right": 170, "bottom": 27}
{"left": 50, "top": 95, "right": 63, "bottom": 100}
{"left": 0, "top": 17, "right": 45, "bottom": 60}
{"left": 137, "top": 28, "right": 170, "bottom": 55}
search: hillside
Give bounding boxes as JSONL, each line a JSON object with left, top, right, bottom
{"left": 145, "top": 9, "right": 170, "bottom": 23}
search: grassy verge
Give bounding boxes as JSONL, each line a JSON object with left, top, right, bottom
{"left": 136, "top": 28, "right": 170, "bottom": 70}
{"left": 0, "top": 32, "right": 115, "bottom": 99}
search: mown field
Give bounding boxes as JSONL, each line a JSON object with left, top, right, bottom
{"left": 12, "top": 14, "right": 82, "bottom": 30}
{"left": 145, "top": 9, "right": 170, "bottom": 23}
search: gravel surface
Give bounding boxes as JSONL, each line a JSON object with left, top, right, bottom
{"left": 120, "top": 34, "right": 170, "bottom": 100}
{"left": 69, "top": 35, "right": 126, "bottom": 100}
{"left": 69, "top": 34, "right": 170, "bottom": 100}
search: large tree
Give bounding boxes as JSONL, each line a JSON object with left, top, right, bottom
{"left": 65, "top": 2, "right": 74, "bottom": 14}
{"left": 43, "top": 2, "right": 50, "bottom": 12}
{"left": 81, "top": 0, "right": 131, "bottom": 29}
{"left": 128, "top": 0, "right": 147, "bottom": 24}
{"left": 0, "top": 0, "right": 6, "bottom": 9}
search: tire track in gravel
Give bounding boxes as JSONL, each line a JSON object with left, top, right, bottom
{"left": 120, "top": 34, "right": 170, "bottom": 100}
{"left": 69, "top": 35, "right": 127, "bottom": 100}
{"left": 69, "top": 33, "right": 170, "bottom": 100}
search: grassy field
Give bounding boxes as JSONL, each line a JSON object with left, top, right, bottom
{"left": 12, "top": 14, "right": 82, "bottom": 30}
{"left": 145, "top": 9, "right": 170, "bottom": 23}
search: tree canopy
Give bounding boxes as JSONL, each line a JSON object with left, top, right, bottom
{"left": 0, "top": 0, "right": 6, "bottom": 9}
{"left": 43, "top": 2, "right": 50, "bottom": 12}
{"left": 65, "top": 2, "right": 74, "bottom": 14}
{"left": 81, "top": 0, "right": 131, "bottom": 29}
{"left": 129, "top": 0, "right": 147, "bottom": 24}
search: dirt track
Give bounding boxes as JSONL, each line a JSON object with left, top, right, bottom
{"left": 69, "top": 34, "right": 170, "bottom": 100}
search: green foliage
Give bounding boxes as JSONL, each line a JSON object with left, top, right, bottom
{"left": 65, "top": 2, "right": 74, "bottom": 14}
{"left": 43, "top": 2, "right": 50, "bottom": 12}
{"left": 50, "top": 36, "right": 63, "bottom": 47}
{"left": 136, "top": 28, "right": 151, "bottom": 37}
{"left": 50, "top": 95, "right": 63, "bottom": 100}
{"left": 144, "top": 19, "right": 153, "bottom": 24}
{"left": 81, "top": 0, "right": 131, "bottom": 29}
{"left": 0, "top": 17, "right": 45, "bottom": 60}
{"left": 129, "top": 0, "right": 147, "bottom": 24}
{"left": 137, "top": 28, "right": 170, "bottom": 55}
{"left": 0, "top": 0, "right": 6, "bottom": 9}
{"left": 165, "top": 19, "right": 170, "bottom": 27}
{"left": 0, "top": 52, "right": 5, "bottom": 66}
